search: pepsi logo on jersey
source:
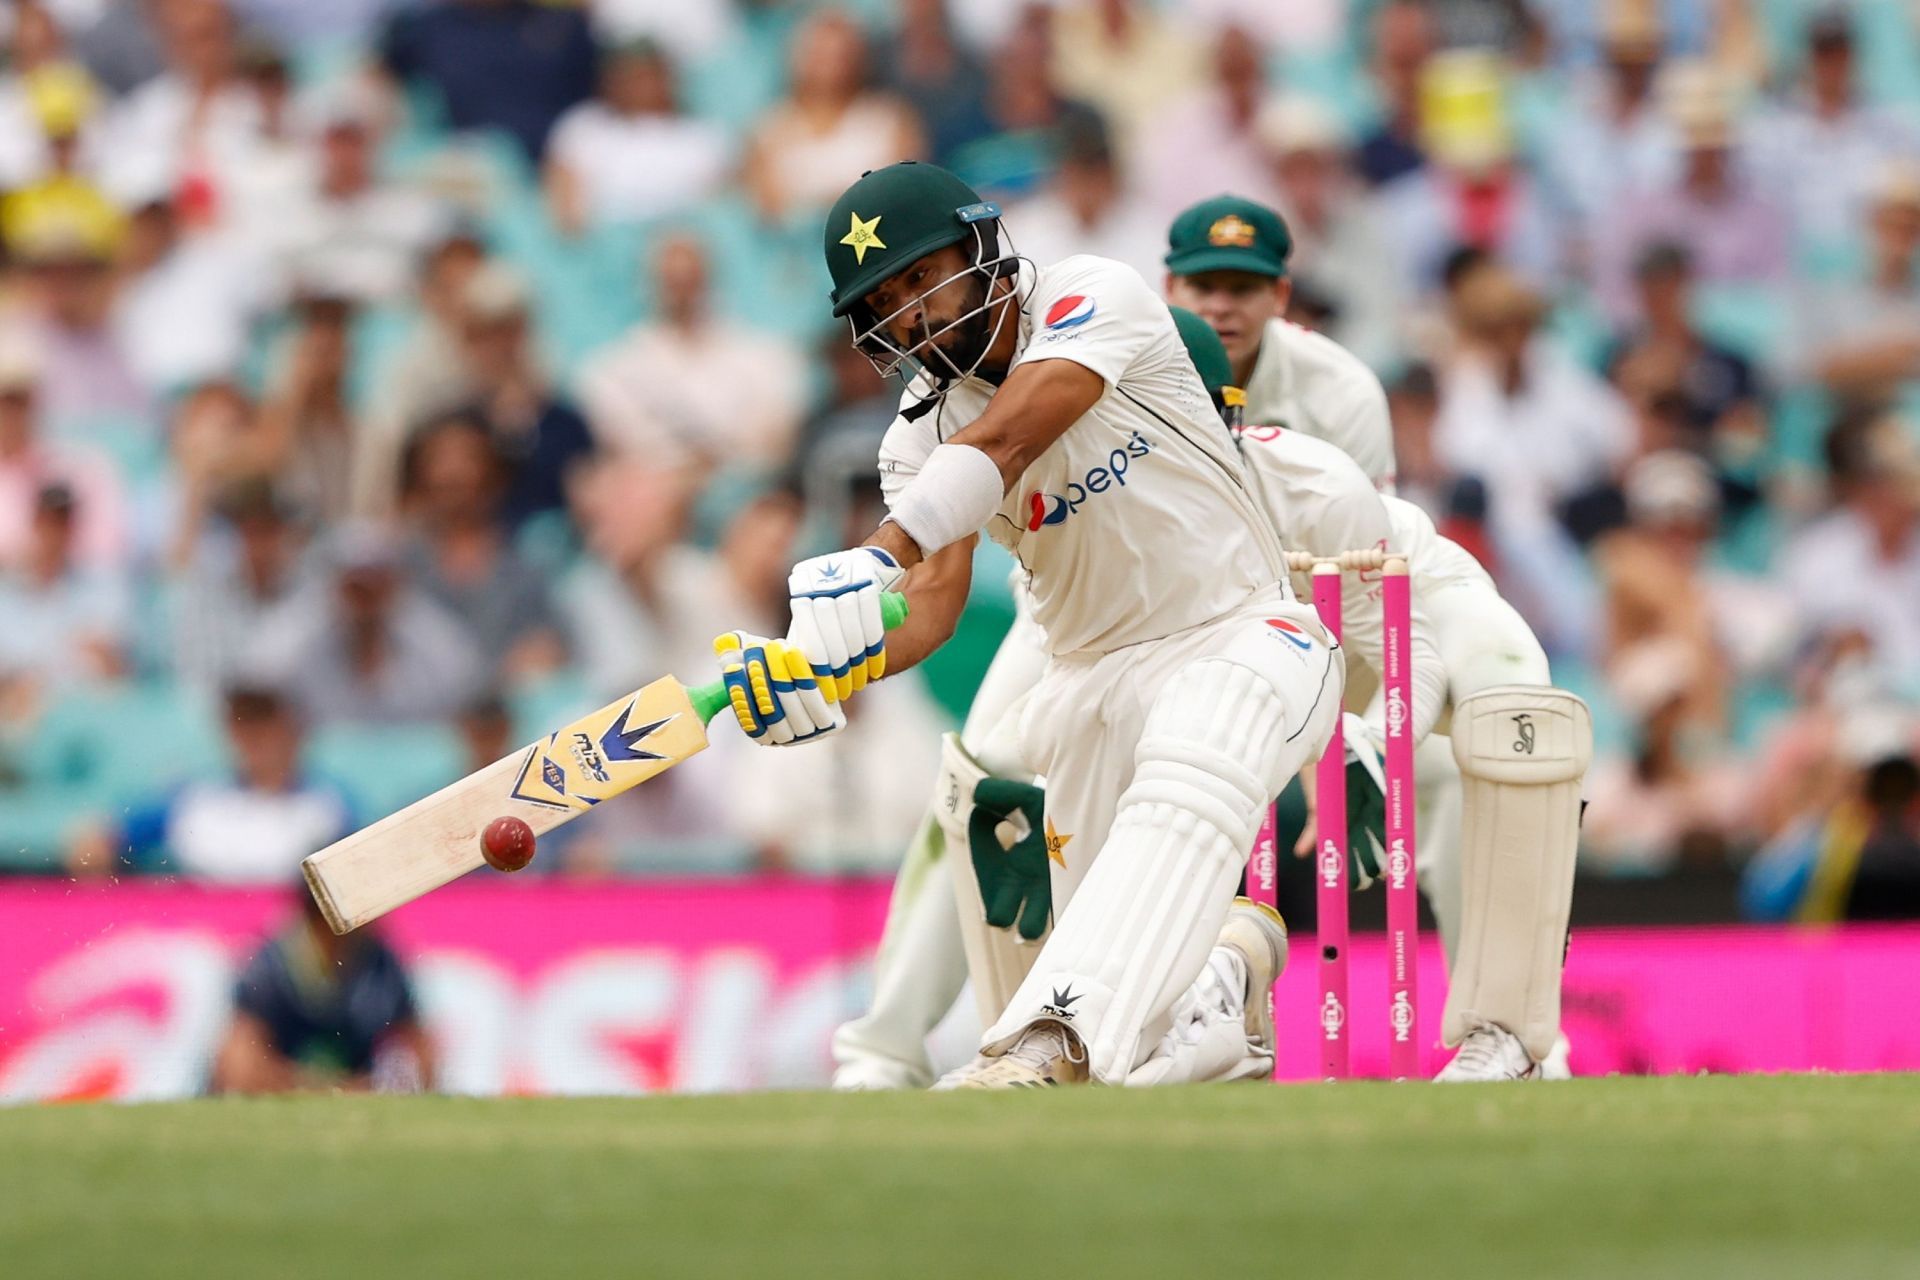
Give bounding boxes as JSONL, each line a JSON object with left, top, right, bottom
{"left": 1025, "top": 431, "right": 1153, "bottom": 530}
{"left": 1044, "top": 294, "right": 1096, "bottom": 330}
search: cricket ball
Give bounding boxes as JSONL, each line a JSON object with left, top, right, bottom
{"left": 480, "top": 816, "right": 537, "bottom": 872}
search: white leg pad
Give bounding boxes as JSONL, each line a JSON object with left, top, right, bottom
{"left": 982, "top": 651, "right": 1328, "bottom": 1083}
{"left": 1444, "top": 685, "right": 1592, "bottom": 1062}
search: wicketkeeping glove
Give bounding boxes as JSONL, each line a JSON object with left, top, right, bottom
{"left": 969, "top": 776, "right": 1052, "bottom": 941}
{"left": 1341, "top": 712, "right": 1388, "bottom": 890}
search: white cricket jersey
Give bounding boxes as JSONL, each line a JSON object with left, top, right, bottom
{"left": 1241, "top": 317, "right": 1396, "bottom": 488}
{"left": 878, "top": 255, "right": 1285, "bottom": 656}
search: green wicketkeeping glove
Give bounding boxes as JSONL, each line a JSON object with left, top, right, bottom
{"left": 1342, "top": 712, "right": 1387, "bottom": 890}
{"left": 968, "top": 777, "right": 1052, "bottom": 941}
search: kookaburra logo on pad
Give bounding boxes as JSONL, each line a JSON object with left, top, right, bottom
{"left": 1042, "top": 986, "right": 1083, "bottom": 1020}
{"left": 1512, "top": 713, "right": 1536, "bottom": 754}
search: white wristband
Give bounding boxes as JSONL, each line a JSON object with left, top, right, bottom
{"left": 884, "top": 443, "right": 1006, "bottom": 557}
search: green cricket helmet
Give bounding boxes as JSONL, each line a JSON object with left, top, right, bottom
{"left": 824, "top": 161, "right": 1019, "bottom": 384}
{"left": 1169, "top": 304, "right": 1246, "bottom": 429}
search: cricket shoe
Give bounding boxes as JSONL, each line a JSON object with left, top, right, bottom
{"left": 1539, "top": 1033, "right": 1573, "bottom": 1081}
{"left": 1434, "top": 1019, "right": 1538, "bottom": 1082}
{"left": 1216, "top": 897, "right": 1289, "bottom": 1074}
{"left": 933, "top": 1021, "right": 1089, "bottom": 1089}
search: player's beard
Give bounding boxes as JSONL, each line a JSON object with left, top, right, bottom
{"left": 913, "top": 273, "right": 998, "bottom": 382}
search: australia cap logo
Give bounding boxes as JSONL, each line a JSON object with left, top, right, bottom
{"left": 1208, "top": 214, "right": 1257, "bottom": 247}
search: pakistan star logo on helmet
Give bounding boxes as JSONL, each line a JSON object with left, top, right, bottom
{"left": 839, "top": 212, "right": 885, "bottom": 264}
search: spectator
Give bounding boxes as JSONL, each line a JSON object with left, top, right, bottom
{"left": 253, "top": 289, "right": 360, "bottom": 523}
{"left": 1804, "top": 162, "right": 1920, "bottom": 401}
{"left": 10, "top": 217, "right": 151, "bottom": 431}
{"left": 1591, "top": 60, "right": 1787, "bottom": 322}
{"left": 1007, "top": 107, "right": 1162, "bottom": 284}
{"left": 1257, "top": 94, "right": 1408, "bottom": 371}
{"left": 68, "top": 682, "right": 352, "bottom": 881}
{"left": 168, "top": 480, "right": 314, "bottom": 692}
{"left": 885, "top": 0, "right": 991, "bottom": 169}
{"left": 0, "top": 11, "right": 106, "bottom": 189}
{"left": 576, "top": 234, "right": 804, "bottom": 473}
{"left": 0, "top": 347, "right": 129, "bottom": 570}
{"left": 1780, "top": 412, "right": 1920, "bottom": 685}
{"left": 354, "top": 225, "right": 490, "bottom": 515}
{"left": 0, "top": 482, "right": 128, "bottom": 705}
{"left": 379, "top": 0, "right": 598, "bottom": 164}
{"left": 1434, "top": 263, "right": 1634, "bottom": 536}
{"left": 1536, "top": 0, "right": 1675, "bottom": 237}
{"left": 1754, "top": 8, "right": 1920, "bottom": 262}
{"left": 278, "top": 92, "right": 449, "bottom": 306}
{"left": 743, "top": 11, "right": 923, "bottom": 226}
{"left": 1355, "top": 0, "right": 1432, "bottom": 187}
{"left": 113, "top": 192, "right": 267, "bottom": 397}
{"left": 1608, "top": 242, "right": 1762, "bottom": 446}
{"left": 945, "top": 20, "right": 1080, "bottom": 201}
{"left": 1372, "top": 50, "right": 1563, "bottom": 293}
{"left": 0, "top": 67, "right": 120, "bottom": 265}
{"left": 1135, "top": 24, "right": 1280, "bottom": 220}
{"left": 447, "top": 263, "right": 595, "bottom": 530}
{"left": 544, "top": 39, "right": 730, "bottom": 238}
{"left": 397, "top": 409, "right": 565, "bottom": 681}
{"left": 1594, "top": 451, "right": 1735, "bottom": 742}
{"left": 97, "top": 0, "right": 261, "bottom": 226}
{"left": 251, "top": 523, "right": 485, "bottom": 726}
{"left": 148, "top": 379, "right": 286, "bottom": 566}
{"left": 1047, "top": 0, "right": 1205, "bottom": 157}
{"left": 213, "top": 888, "right": 434, "bottom": 1093}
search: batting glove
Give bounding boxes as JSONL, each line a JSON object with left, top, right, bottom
{"left": 786, "top": 547, "right": 904, "bottom": 702}
{"left": 714, "top": 630, "right": 845, "bottom": 747}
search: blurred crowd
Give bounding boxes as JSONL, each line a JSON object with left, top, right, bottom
{"left": 0, "top": 0, "right": 1913, "bottom": 917}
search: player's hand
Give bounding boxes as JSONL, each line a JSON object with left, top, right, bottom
{"left": 787, "top": 547, "right": 904, "bottom": 702}
{"left": 713, "top": 630, "right": 845, "bottom": 747}
{"left": 1292, "top": 713, "right": 1386, "bottom": 889}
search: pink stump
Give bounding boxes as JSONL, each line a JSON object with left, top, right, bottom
{"left": 1311, "top": 563, "right": 1349, "bottom": 1080}
{"left": 1381, "top": 560, "right": 1421, "bottom": 1080}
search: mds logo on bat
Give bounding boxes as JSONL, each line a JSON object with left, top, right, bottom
{"left": 1026, "top": 432, "right": 1153, "bottom": 530}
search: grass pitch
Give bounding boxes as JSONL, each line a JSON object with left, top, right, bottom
{"left": 4, "top": 1075, "right": 1918, "bottom": 1279}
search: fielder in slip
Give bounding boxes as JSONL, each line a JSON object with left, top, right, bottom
{"left": 716, "top": 161, "right": 1343, "bottom": 1088}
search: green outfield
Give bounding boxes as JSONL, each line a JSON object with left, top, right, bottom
{"left": 4, "top": 1075, "right": 1917, "bottom": 1279}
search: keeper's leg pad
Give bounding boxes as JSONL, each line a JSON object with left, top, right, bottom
{"left": 983, "top": 636, "right": 1340, "bottom": 1082}
{"left": 935, "top": 732, "right": 1046, "bottom": 1024}
{"left": 1444, "top": 685, "right": 1592, "bottom": 1062}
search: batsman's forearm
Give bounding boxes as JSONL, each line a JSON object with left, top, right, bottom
{"left": 877, "top": 534, "right": 974, "bottom": 674}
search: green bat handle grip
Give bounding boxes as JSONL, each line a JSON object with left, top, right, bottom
{"left": 689, "top": 591, "right": 911, "bottom": 725}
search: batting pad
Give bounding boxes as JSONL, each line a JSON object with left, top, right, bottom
{"left": 1444, "top": 686, "right": 1592, "bottom": 1062}
{"left": 982, "top": 657, "right": 1297, "bottom": 1083}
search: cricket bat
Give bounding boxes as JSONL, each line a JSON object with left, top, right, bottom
{"left": 303, "top": 593, "right": 909, "bottom": 934}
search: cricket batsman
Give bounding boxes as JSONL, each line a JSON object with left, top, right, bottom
{"left": 712, "top": 162, "right": 1347, "bottom": 1087}
{"left": 830, "top": 193, "right": 1589, "bottom": 1086}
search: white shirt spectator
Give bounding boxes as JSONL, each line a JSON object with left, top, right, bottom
{"left": 115, "top": 231, "right": 265, "bottom": 393}
{"left": 576, "top": 316, "right": 805, "bottom": 470}
{"left": 1753, "top": 96, "right": 1920, "bottom": 255}
{"left": 546, "top": 102, "right": 731, "bottom": 227}
{"left": 279, "top": 183, "right": 449, "bottom": 307}
{"left": 1781, "top": 509, "right": 1920, "bottom": 684}
{"left": 1434, "top": 340, "right": 1635, "bottom": 520}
